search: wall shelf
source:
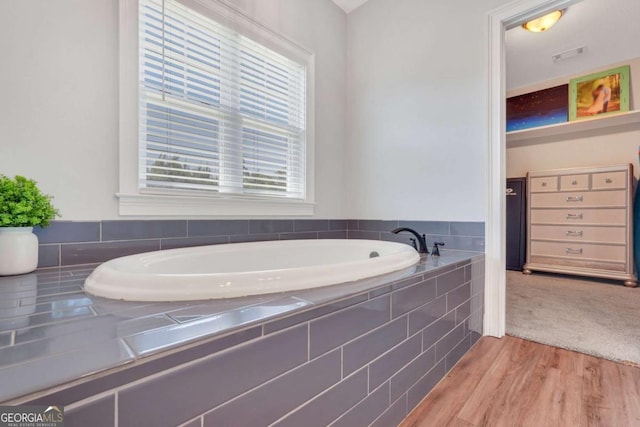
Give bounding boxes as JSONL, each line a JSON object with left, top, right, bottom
{"left": 506, "top": 110, "right": 640, "bottom": 146}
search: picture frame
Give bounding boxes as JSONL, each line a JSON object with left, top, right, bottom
{"left": 569, "top": 65, "right": 630, "bottom": 121}
{"left": 506, "top": 84, "right": 568, "bottom": 132}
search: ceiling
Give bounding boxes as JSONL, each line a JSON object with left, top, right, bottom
{"left": 331, "top": 0, "right": 369, "bottom": 13}
{"left": 506, "top": 0, "right": 640, "bottom": 90}
{"left": 330, "top": 0, "right": 640, "bottom": 90}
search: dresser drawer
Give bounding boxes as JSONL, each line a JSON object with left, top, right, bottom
{"left": 528, "top": 256, "right": 626, "bottom": 272}
{"left": 530, "top": 176, "right": 558, "bottom": 192}
{"left": 560, "top": 174, "right": 589, "bottom": 191}
{"left": 530, "top": 225, "right": 626, "bottom": 244}
{"left": 530, "top": 190, "right": 626, "bottom": 208}
{"left": 530, "top": 241, "right": 626, "bottom": 262}
{"left": 592, "top": 171, "right": 627, "bottom": 190}
{"left": 530, "top": 209, "right": 627, "bottom": 226}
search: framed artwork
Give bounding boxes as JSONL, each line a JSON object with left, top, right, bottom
{"left": 569, "top": 65, "right": 630, "bottom": 121}
{"left": 506, "top": 84, "right": 568, "bottom": 132}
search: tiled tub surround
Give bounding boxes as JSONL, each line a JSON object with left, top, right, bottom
{"left": 35, "top": 219, "right": 485, "bottom": 268}
{"left": 0, "top": 252, "right": 484, "bottom": 427}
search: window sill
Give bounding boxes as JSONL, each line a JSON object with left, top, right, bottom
{"left": 116, "top": 193, "right": 315, "bottom": 217}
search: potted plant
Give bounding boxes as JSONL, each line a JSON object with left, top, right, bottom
{"left": 0, "top": 175, "right": 59, "bottom": 275}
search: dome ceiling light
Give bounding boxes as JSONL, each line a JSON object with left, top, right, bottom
{"left": 522, "top": 9, "right": 565, "bottom": 32}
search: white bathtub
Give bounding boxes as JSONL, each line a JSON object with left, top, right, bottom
{"left": 83, "top": 239, "right": 420, "bottom": 302}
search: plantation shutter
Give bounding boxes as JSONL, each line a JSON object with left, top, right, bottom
{"left": 139, "top": 0, "right": 307, "bottom": 199}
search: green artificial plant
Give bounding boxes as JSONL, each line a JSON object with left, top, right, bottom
{"left": 0, "top": 175, "right": 59, "bottom": 227}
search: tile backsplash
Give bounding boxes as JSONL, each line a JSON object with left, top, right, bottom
{"left": 35, "top": 219, "right": 484, "bottom": 268}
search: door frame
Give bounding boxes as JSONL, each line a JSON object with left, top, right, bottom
{"left": 484, "top": 0, "right": 584, "bottom": 337}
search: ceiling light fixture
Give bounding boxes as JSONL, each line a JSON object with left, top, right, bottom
{"left": 522, "top": 9, "right": 564, "bottom": 32}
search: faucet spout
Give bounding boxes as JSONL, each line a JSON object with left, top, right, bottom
{"left": 391, "top": 227, "right": 429, "bottom": 254}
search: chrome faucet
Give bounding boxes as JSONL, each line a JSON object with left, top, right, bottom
{"left": 391, "top": 227, "right": 428, "bottom": 254}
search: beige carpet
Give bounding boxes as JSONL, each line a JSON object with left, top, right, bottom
{"left": 506, "top": 270, "right": 640, "bottom": 365}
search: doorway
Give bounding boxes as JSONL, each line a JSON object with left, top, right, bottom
{"left": 484, "top": 0, "right": 583, "bottom": 337}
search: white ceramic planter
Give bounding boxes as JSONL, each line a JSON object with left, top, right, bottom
{"left": 0, "top": 227, "right": 39, "bottom": 276}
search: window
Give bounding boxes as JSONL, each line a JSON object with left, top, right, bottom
{"left": 118, "top": 0, "right": 315, "bottom": 216}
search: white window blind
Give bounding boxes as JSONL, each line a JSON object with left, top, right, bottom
{"left": 139, "top": 0, "right": 307, "bottom": 199}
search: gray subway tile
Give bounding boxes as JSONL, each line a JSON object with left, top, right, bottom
{"left": 423, "top": 311, "right": 456, "bottom": 350}
{"left": 0, "top": 332, "right": 11, "bottom": 348}
{"left": 369, "top": 333, "right": 422, "bottom": 391}
{"left": 272, "top": 368, "right": 368, "bottom": 427}
{"left": 390, "top": 275, "right": 423, "bottom": 291}
{"left": 392, "top": 278, "right": 436, "bottom": 318}
{"left": 161, "top": 235, "right": 229, "bottom": 250}
{"left": 390, "top": 345, "right": 436, "bottom": 402}
{"left": 188, "top": 220, "right": 248, "bottom": 236}
{"left": 318, "top": 230, "right": 347, "bottom": 239}
{"left": 455, "top": 300, "right": 471, "bottom": 325}
{"left": 118, "top": 325, "right": 308, "bottom": 427}
{"left": 279, "top": 231, "right": 318, "bottom": 240}
{"left": 446, "top": 334, "right": 471, "bottom": 371}
{"left": 125, "top": 297, "right": 310, "bottom": 356}
{"left": 329, "top": 382, "right": 389, "bottom": 427}
{"left": 407, "top": 360, "right": 446, "bottom": 411}
{"left": 264, "top": 294, "right": 368, "bottom": 335}
{"left": 0, "top": 316, "right": 119, "bottom": 368}
{"left": 370, "top": 395, "right": 407, "bottom": 427}
{"left": 408, "top": 295, "right": 447, "bottom": 335}
{"left": 229, "top": 233, "right": 279, "bottom": 243}
{"left": 0, "top": 338, "right": 133, "bottom": 402}
{"left": 399, "top": 220, "right": 450, "bottom": 235}
{"left": 34, "top": 221, "right": 100, "bottom": 244}
{"left": 65, "top": 394, "right": 114, "bottom": 427}
{"left": 343, "top": 316, "right": 407, "bottom": 376}
{"left": 346, "top": 219, "right": 359, "bottom": 230}
{"left": 329, "top": 219, "right": 348, "bottom": 230}
{"left": 204, "top": 350, "right": 341, "bottom": 426}
{"left": 27, "top": 327, "right": 262, "bottom": 406}
{"left": 102, "top": 220, "right": 187, "bottom": 241}
{"left": 435, "top": 322, "right": 466, "bottom": 361}
{"left": 249, "top": 219, "right": 294, "bottom": 234}
{"left": 38, "top": 245, "right": 60, "bottom": 268}
{"left": 347, "top": 230, "right": 380, "bottom": 240}
{"left": 428, "top": 234, "right": 485, "bottom": 252}
{"left": 180, "top": 419, "right": 201, "bottom": 427}
{"left": 447, "top": 283, "right": 471, "bottom": 311}
{"left": 294, "top": 219, "right": 329, "bottom": 232}
{"left": 450, "top": 221, "right": 485, "bottom": 237}
{"left": 436, "top": 267, "right": 466, "bottom": 296}
{"left": 60, "top": 240, "right": 160, "bottom": 265}
{"left": 356, "top": 220, "right": 398, "bottom": 232}
{"left": 310, "top": 295, "right": 390, "bottom": 358}
{"left": 470, "top": 330, "right": 482, "bottom": 346}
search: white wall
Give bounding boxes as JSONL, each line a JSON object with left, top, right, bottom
{"left": 507, "top": 58, "right": 640, "bottom": 180}
{"left": 0, "top": 0, "right": 347, "bottom": 220}
{"left": 345, "top": 0, "right": 511, "bottom": 221}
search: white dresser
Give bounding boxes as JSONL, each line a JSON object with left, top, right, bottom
{"left": 523, "top": 164, "right": 637, "bottom": 287}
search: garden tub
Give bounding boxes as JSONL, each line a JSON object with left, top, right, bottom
{"left": 84, "top": 239, "right": 419, "bottom": 301}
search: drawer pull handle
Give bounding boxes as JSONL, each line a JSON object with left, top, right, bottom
{"left": 605, "top": 178, "right": 613, "bottom": 183}
{"left": 566, "top": 214, "right": 583, "bottom": 220}
{"left": 566, "top": 230, "right": 583, "bottom": 237}
{"left": 566, "top": 196, "right": 583, "bottom": 202}
{"left": 541, "top": 182, "right": 547, "bottom": 187}
{"left": 572, "top": 180, "right": 578, "bottom": 185}
{"left": 565, "top": 248, "right": 583, "bottom": 255}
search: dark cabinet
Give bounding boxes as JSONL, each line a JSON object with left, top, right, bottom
{"left": 506, "top": 177, "right": 526, "bottom": 271}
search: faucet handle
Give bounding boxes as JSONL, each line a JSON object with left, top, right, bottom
{"left": 409, "top": 238, "right": 417, "bottom": 251}
{"left": 432, "top": 241, "right": 445, "bottom": 256}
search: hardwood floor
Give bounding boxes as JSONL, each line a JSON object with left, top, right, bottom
{"left": 400, "top": 336, "right": 640, "bottom": 427}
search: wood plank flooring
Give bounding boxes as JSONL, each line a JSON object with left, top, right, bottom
{"left": 400, "top": 336, "right": 640, "bottom": 427}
